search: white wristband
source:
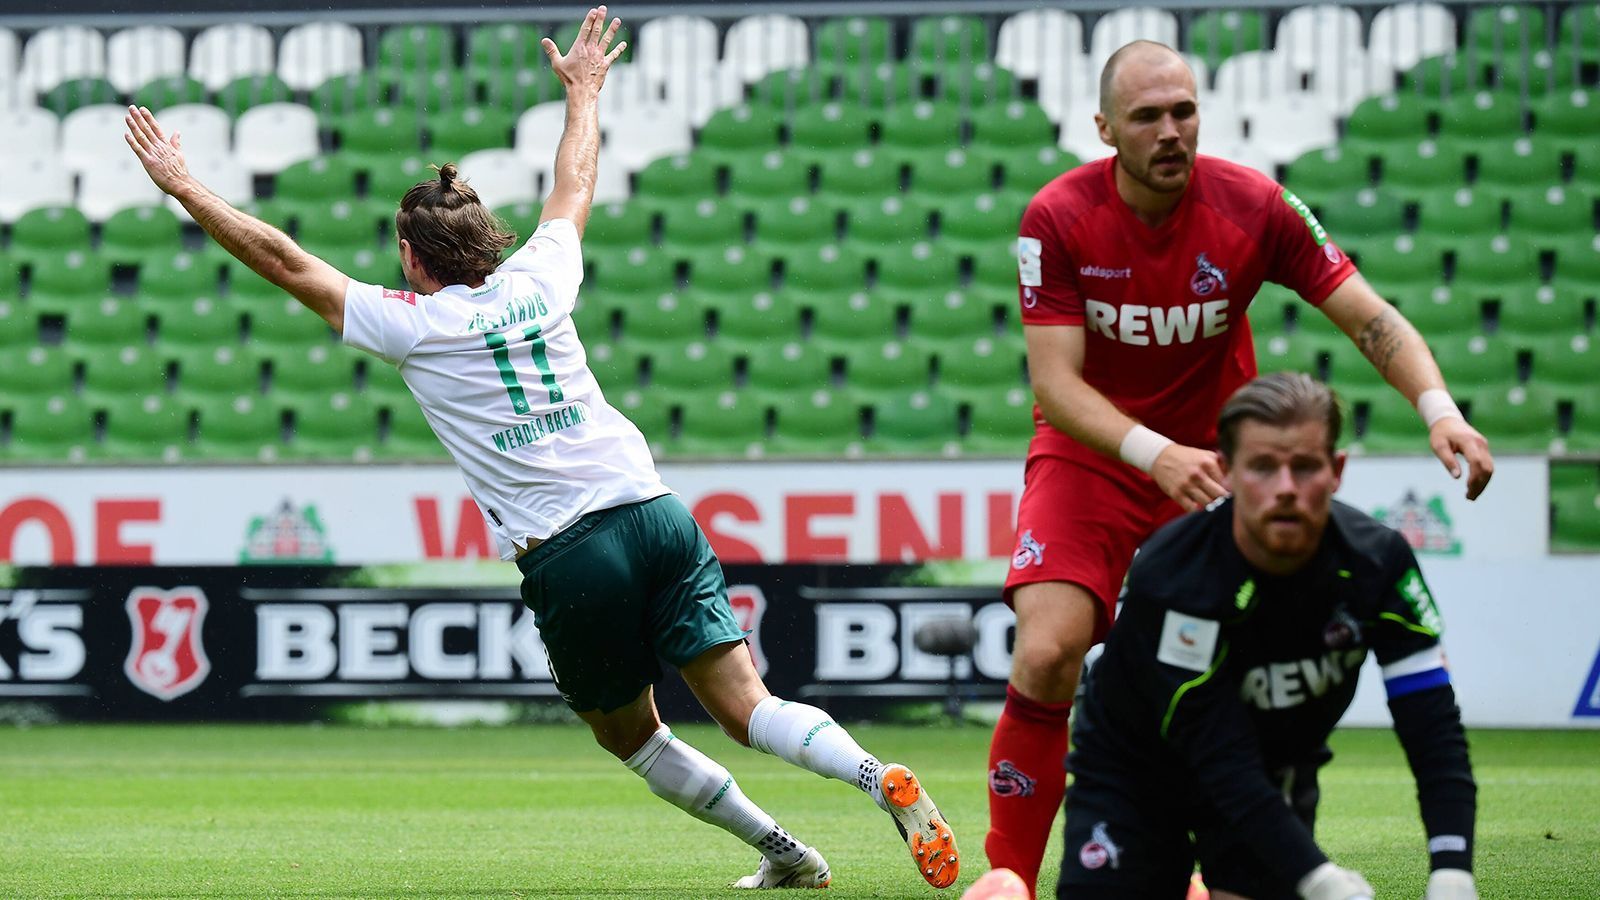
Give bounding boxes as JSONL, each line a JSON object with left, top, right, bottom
{"left": 1118, "top": 424, "right": 1174, "bottom": 474}
{"left": 1416, "top": 388, "right": 1464, "bottom": 428}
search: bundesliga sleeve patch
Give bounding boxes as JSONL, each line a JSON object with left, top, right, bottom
{"left": 382, "top": 288, "right": 417, "bottom": 305}
{"left": 1156, "top": 611, "right": 1220, "bottom": 672}
{"left": 1017, "top": 237, "right": 1043, "bottom": 287}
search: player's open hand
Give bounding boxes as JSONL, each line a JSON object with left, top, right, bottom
{"left": 1150, "top": 444, "right": 1229, "bottom": 512}
{"left": 123, "top": 106, "right": 192, "bottom": 197}
{"left": 1428, "top": 417, "right": 1493, "bottom": 501}
{"left": 541, "top": 6, "right": 627, "bottom": 96}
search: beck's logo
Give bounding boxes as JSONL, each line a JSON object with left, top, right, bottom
{"left": 1190, "top": 252, "right": 1229, "bottom": 296}
{"left": 124, "top": 587, "right": 211, "bottom": 701}
{"left": 728, "top": 585, "right": 769, "bottom": 676}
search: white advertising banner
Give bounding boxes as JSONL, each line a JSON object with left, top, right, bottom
{"left": 0, "top": 457, "right": 1552, "bottom": 566}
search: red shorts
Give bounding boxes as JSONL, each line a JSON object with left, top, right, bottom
{"left": 1004, "top": 452, "right": 1185, "bottom": 643}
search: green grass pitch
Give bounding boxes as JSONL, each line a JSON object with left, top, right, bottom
{"left": 1, "top": 724, "right": 1595, "bottom": 898}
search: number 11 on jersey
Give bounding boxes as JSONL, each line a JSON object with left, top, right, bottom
{"left": 485, "top": 325, "right": 564, "bottom": 415}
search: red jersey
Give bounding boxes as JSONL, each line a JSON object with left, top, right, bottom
{"left": 1017, "top": 154, "right": 1356, "bottom": 463}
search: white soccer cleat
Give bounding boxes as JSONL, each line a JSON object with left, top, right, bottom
{"left": 880, "top": 763, "right": 960, "bottom": 889}
{"left": 732, "top": 847, "right": 832, "bottom": 889}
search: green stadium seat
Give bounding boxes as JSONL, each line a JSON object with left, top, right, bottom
{"left": 27, "top": 251, "right": 112, "bottom": 315}
{"left": 1400, "top": 55, "right": 1494, "bottom": 100}
{"left": 1469, "top": 4, "right": 1549, "bottom": 52}
{"left": 590, "top": 248, "right": 678, "bottom": 299}
{"left": 135, "top": 251, "right": 221, "bottom": 308}
{"left": 1393, "top": 286, "right": 1483, "bottom": 336}
{"left": 656, "top": 198, "right": 746, "bottom": 250}
{"left": 963, "top": 387, "right": 1034, "bottom": 454}
{"left": 170, "top": 344, "right": 263, "bottom": 398}
{"left": 11, "top": 206, "right": 91, "bottom": 266}
{"left": 750, "top": 68, "right": 837, "bottom": 109}
{"left": 584, "top": 201, "right": 653, "bottom": 250}
{"left": 647, "top": 341, "right": 737, "bottom": 393}
{"left": 1500, "top": 283, "right": 1588, "bottom": 341}
{"left": 99, "top": 205, "right": 180, "bottom": 266}
{"left": 0, "top": 301, "right": 37, "bottom": 349}
{"left": 881, "top": 101, "right": 964, "bottom": 150}
{"left": 932, "top": 63, "right": 1018, "bottom": 105}
{"left": 378, "top": 25, "right": 456, "bottom": 73}
{"left": 1452, "top": 235, "right": 1542, "bottom": 299}
{"left": 377, "top": 399, "right": 448, "bottom": 460}
{"left": 360, "top": 154, "right": 431, "bottom": 204}
{"left": 614, "top": 387, "right": 674, "bottom": 452}
{"left": 1345, "top": 94, "right": 1435, "bottom": 149}
{"left": 684, "top": 247, "right": 774, "bottom": 295}
{"left": 969, "top": 101, "right": 1055, "bottom": 150}
{"left": 275, "top": 155, "right": 363, "bottom": 204}
{"left": 744, "top": 341, "right": 833, "bottom": 393}
{"left": 842, "top": 195, "right": 934, "bottom": 245}
{"left": 1508, "top": 185, "right": 1596, "bottom": 241}
{"left": 332, "top": 246, "right": 404, "bottom": 287}
{"left": 1283, "top": 147, "right": 1373, "bottom": 205}
{"left": 40, "top": 78, "right": 119, "bottom": 115}
{"left": 675, "top": 389, "right": 768, "bottom": 458}
{"left": 1528, "top": 332, "right": 1598, "bottom": 390}
{"left": 1347, "top": 387, "right": 1424, "bottom": 454}
{"left": 874, "top": 240, "right": 963, "bottom": 293}
{"left": 66, "top": 297, "right": 149, "bottom": 349}
{"left": 1188, "top": 9, "right": 1267, "bottom": 68}
{"left": 466, "top": 23, "right": 547, "bottom": 77}
{"left": 749, "top": 197, "right": 838, "bottom": 252}
{"left": 335, "top": 108, "right": 425, "bottom": 169}
{"left": 586, "top": 342, "right": 645, "bottom": 392}
{"left": 937, "top": 192, "right": 1026, "bottom": 257}
{"left": 1413, "top": 187, "right": 1504, "bottom": 238}
{"left": 788, "top": 103, "right": 875, "bottom": 153}
{"left": 1431, "top": 334, "right": 1521, "bottom": 390}
{"left": 156, "top": 297, "right": 246, "bottom": 349}
{"left": 426, "top": 106, "right": 516, "bottom": 159}
{"left": 391, "top": 67, "right": 476, "bottom": 111}
{"left": 494, "top": 200, "right": 542, "bottom": 230}
{"left": 214, "top": 74, "right": 294, "bottom": 117}
{"left": 864, "top": 390, "right": 961, "bottom": 456}
{"left": 80, "top": 344, "right": 169, "bottom": 406}
{"left": 836, "top": 61, "right": 919, "bottom": 108}
{"left": 102, "top": 394, "right": 190, "bottom": 462}
{"left": 5, "top": 395, "right": 95, "bottom": 462}
{"left": 1474, "top": 136, "right": 1565, "bottom": 191}
{"left": 360, "top": 362, "right": 412, "bottom": 410}
{"left": 907, "top": 289, "right": 999, "bottom": 342}
{"left": 768, "top": 388, "right": 865, "bottom": 456}
{"left": 1531, "top": 88, "right": 1598, "bottom": 151}
{"left": 968, "top": 243, "right": 1022, "bottom": 292}
{"left": 1315, "top": 187, "right": 1407, "bottom": 240}
{"left": 0, "top": 347, "right": 74, "bottom": 396}
{"left": 1437, "top": 90, "right": 1526, "bottom": 145}
{"left": 724, "top": 151, "right": 812, "bottom": 199}
{"left": 814, "top": 147, "right": 904, "bottom": 199}
{"left": 811, "top": 290, "right": 902, "bottom": 352}
{"left": 1350, "top": 235, "right": 1448, "bottom": 292}
{"left": 1257, "top": 331, "right": 1326, "bottom": 377}
{"left": 192, "top": 394, "right": 284, "bottom": 461}
{"left": 616, "top": 292, "right": 709, "bottom": 343}
{"left": 285, "top": 391, "right": 379, "bottom": 461}
{"left": 909, "top": 15, "right": 989, "bottom": 64}
{"left": 1552, "top": 478, "right": 1600, "bottom": 551}
{"left": 132, "top": 75, "right": 209, "bottom": 110}
{"left": 928, "top": 333, "right": 1026, "bottom": 403}
{"left": 0, "top": 256, "right": 21, "bottom": 304}
{"left": 996, "top": 146, "right": 1078, "bottom": 196}
{"left": 635, "top": 153, "right": 720, "bottom": 199}
{"left": 1378, "top": 140, "right": 1472, "bottom": 198}
{"left": 699, "top": 105, "right": 784, "bottom": 155}
{"left": 842, "top": 340, "right": 935, "bottom": 395}
{"left": 1322, "top": 340, "right": 1391, "bottom": 390}
{"left": 1564, "top": 394, "right": 1600, "bottom": 455}
{"left": 903, "top": 147, "right": 997, "bottom": 195}
{"left": 1551, "top": 234, "right": 1600, "bottom": 289}
{"left": 309, "top": 71, "right": 392, "bottom": 118}
{"left": 814, "top": 16, "right": 894, "bottom": 70}
{"left": 267, "top": 343, "right": 361, "bottom": 402}
{"left": 781, "top": 244, "right": 869, "bottom": 296}
{"left": 295, "top": 199, "right": 385, "bottom": 250}
{"left": 250, "top": 298, "right": 336, "bottom": 350}
{"left": 711, "top": 290, "right": 805, "bottom": 350}
{"left": 1462, "top": 383, "right": 1561, "bottom": 453}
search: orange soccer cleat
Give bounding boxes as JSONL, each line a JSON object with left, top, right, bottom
{"left": 880, "top": 763, "right": 961, "bottom": 889}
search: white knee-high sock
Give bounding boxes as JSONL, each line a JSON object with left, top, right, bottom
{"left": 747, "top": 697, "right": 887, "bottom": 808}
{"left": 624, "top": 724, "right": 808, "bottom": 866}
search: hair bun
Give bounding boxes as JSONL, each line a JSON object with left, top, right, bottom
{"left": 435, "top": 162, "right": 460, "bottom": 188}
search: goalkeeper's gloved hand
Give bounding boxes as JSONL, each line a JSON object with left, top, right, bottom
{"left": 1424, "top": 869, "right": 1477, "bottom": 900}
{"left": 1298, "top": 862, "right": 1376, "bottom": 900}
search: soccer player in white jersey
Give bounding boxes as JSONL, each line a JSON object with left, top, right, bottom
{"left": 124, "top": 6, "right": 961, "bottom": 892}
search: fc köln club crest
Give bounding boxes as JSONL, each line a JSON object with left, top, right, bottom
{"left": 124, "top": 587, "right": 211, "bottom": 701}
{"left": 727, "top": 585, "right": 769, "bottom": 676}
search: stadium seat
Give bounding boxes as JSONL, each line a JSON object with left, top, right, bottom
{"left": 1531, "top": 87, "right": 1598, "bottom": 150}
{"left": 684, "top": 246, "right": 775, "bottom": 295}
{"left": 375, "top": 399, "right": 447, "bottom": 460}
{"left": 1468, "top": 3, "right": 1548, "bottom": 53}
{"left": 748, "top": 196, "right": 837, "bottom": 252}
{"left": 1392, "top": 286, "right": 1483, "bottom": 336}
{"left": 1189, "top": 10, "right": 1268, "bottom": 70}
{"left": 768, "top": 388, "right": 864, "bottom": 456}
{"left": 41, "top": 75, "right": 120, "bottom": 115}
{"left": 454, "top": 148, "right": 538, "bottom": 208}
{"left": 1400, "top": 54, "right": 1495, "bottom": 99}
{"left": 426, "top": 106, "right": 515, "bottom": 160}
{"left": 707, "top": 288, "right": 802, "bottom": 351}
{"left": 28, "top": 250, "right": 112, "bottom": 314}
{"left": 81, "top": 343, "right": 168, "bottom": 406}
{"left": 65, "top": 297, "right": 150, "bottom": 351}
{"left": 808, "top": 287, "right": 900, "bottom": 352}
{"left": 881, "top": 101, "right": 964, "bottom": 150}
{"left": 1257, "top": 331, "right": 1327, "bottom": 377}
{"left": 842, "top": 195, "right": 934, "bottom": 245}
{"left": 0, "top": 155, "right": 70, "bottom": 221}
{"left": 101, "top": 205, "right": 184, "bottom": 266}
{"left": 781, "top": 244, "right": 869, "bottom": 296}
{"left": 964, "top": 386, "right": 1035, "bottom": 454}
{"left": 1323, "top": 340, "right": 1391, "bottom": 390}
{"left": 786, "top": 102, "right": 874, "bottom": 155}
{"left": 0, "top": 300, "right": 38, "bottom": 349}
{"left": 745, "top": 340, "right": 834, "bottom": 393}
{"left": 600, "top": 104, "right": 691, "bottom": 174}
{"left": 814, "top": 16, "right": 893, "bottom": 70}
{"left": 294, "top": 198, "right": 383, "bottom": 250}
{"left": 1462, "top": 383, "right": 1561, "bottom": 454}
{"left": 1474, "top": 136, "right": 1565, "bottom": 192}
{"left": 1552, "top": 477, "right": 1600, "bottom": 551}
{"left": 105, "top": 25, "right": 185, "bottom": 94}
{"left": 235, "top": 103, "right": 320, "bottom": 175}
{"left": 213, "top": 73, "right": 294, "bottom": 118}
{"left": 815, "top": 148, "right": 904, "bottom": 200}
{"left": 0, "top": 105, "right": 60, "bottom": 166}
{"left": 1414, "top": 187, "right": 1503, "bottom": 238}
{"left": 585, "top": 341, "right": 645, "bottom": 391}
{"left": 865, "top": 390, "right": 961, "bottom": 456}
{"left": 1316, "top": 187, "right": 1408, "bottom": 240}
{"left": 10, "top": 205, "right": 91, "bottom": 265}
{"left": 5, "top": 395, "right": 95, "bottom": 463}
{"left": 1276, "top": 5, "right": 1365, "bottom": 69}
{"left": 591, "top": 246, "right": 678, "bottom": 298}
{"left": 927, "top": 332, "right": 1025, "bottom": 398}
{"left": 842, "top": 340, "right": 935, "bottom": 395}
{"left": 1452, "top": 235, "right": 1542, "bottom": 298}
{"left": 1283, "top": 146, "right": 1373, "bottom": 204}
{"left": 657, "top": 197, "right": 746, "bottom": 250}
{"left": 102, "top": 393, "right": 189, "bottom": 462}
{"left": 1244, "top": 94, "right": 1340, "bottom": 164}
{"left": 1088, "top": 7, "right": 1180, "bottom": 73}
{"left": 583, "top": 200, "right": 653, "bottom": 251}
{"left": 636, "top": 153, "right": 720, "bottom": 199}
{"left": 1528, "top": 332, "right": 1598, "bottom": 391}
{"left": 1438, "top": 90, "right": 1525, "bottom": 145}
{"left": 831, "top": 62, "right": 916, "bottom": 108}
{"left": 874, "top": 240, "right": 963, "bottom": 293}
{"left": 909, "top": 15, "right": 989, "bottom": 66}
{"left": 1431, "top": 334, "right": 1522, "bottom": 391}
{"left": 364, "top": 154, "right": 433, "bottom": 205}
{"left": 937, "top": 192, "right": 1026, "bottom": 257}
{"left": 267, "top": 342, "right": 360, "bottom": 403}
{"left": 250, "top": 297, "right": 335, "bottom": 350}
{"left": 170, "top": 344, "right": 262, "bottom": 397}
{"left": 1344, "top": 94, "right": 1435, "bottom": 151}
{"left": 189, "top": 24, "right": 275, "bottom": 92}
{"left": 275, "top": 154, "right": 363, "bottom": 204}
{"left": 657, "top": 65, "right": 745, "bottom": 129}
{"left": 465, "top": 23, "right": 544, "bottom": 81}
{"left": 61, "top": 103, "right": 131, "bottom": 174}
{"left": 1350, "top": 234, "right": 1448, "bottom": 292}
{"left": 748, "top": 66, "right": 835, "bottom": 109}
{"left": 308, "top": 71, "right": 390, "bottom": 118}
{"left": 675, "top": 389, "right": 768, "bottom": 457}
{"left": 998, "top": 146, "right": 1078, "bottom": 195}
{"left": 19, "top": 25, "right": 106, "bottom": 95}
{"left": 1508, "top": 185, "right": 1597, "bottom": 241}
{"left": 132, "top": 74, "right": 209, "bottom": 110}
{"left": 157, "top": 297, "right": 245, "bottom": 349}
{"left": 284, "top": 391, "right": 379, "bottom": 461}
{"left": 81, "top": 154, "right": 167, "bottom": 222}
{"left": 155, "top": 103, "right": 234, "bottom": 163}
{"left": 192, "top": 394, "right": 283, "bottom": 461}
{"left": 904, "top": 147, "right": 997, "bottom": 196}
{"left": 636, "top": 15, "right": 719, "bottom": 86}
{"left": 1369, "top": 2, "right": 1459, "bottom": 72}
{"left": 617, "top": 291, "right": 709, "bottom": 344}
{"left": 1551, "top": 234, "right": 1600, "bottom": 290}
{"left": 647, "top": 340, "right": 737, "bottom": 392}
{"left": 1378, "top": 140, "right": 1472, "bottom": 199}
{"left": 997, "top": 9, "right": 1085, "bottom": 81}
{"left": 377, "top": 25, "right": 455, "bottom": 74}
{"left": 968, "top": 101, "right": 1055, "bottom": 151}
{"left": 278, "top": 22, "right": 364, "bottom": 91}
{"left": 722, "top": 14, "right": 811, "bottom": 85}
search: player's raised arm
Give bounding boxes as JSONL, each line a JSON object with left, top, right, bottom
{"left": 538, "top": 6, "right": 627, "bottom": 237}
{"left": 122, "top": 105, "right": 349, "bottom": 332}
{"left": 1317, "top": 274, "right": 1495, "bottom": 500}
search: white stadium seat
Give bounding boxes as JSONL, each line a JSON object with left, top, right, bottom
{"left": 1198, "top": 99, "right": 1246, "bottom": 146}
{"left": 1211, "top": 50, "right": 1303, "bottom": 105}
{"left": 77, "top": 154, "right": 164, "bottom": 221}
{"left": 1089, "top": 7, "right": 1180, "bottom": 73}
{"left": 598, "top": 64, "right": 662, "bottom": 117}
{"left": 277, "top": 22, "right": 364, "bottom": 91}
{"left": 60, "top": 103, "right": 130, "bottom": 174}
{"left": 234, "top": 102, "right": 319, "bottom": 174}
{"left": 105, "top": 25, "right": 185, "bottom": 93}
{"left": 998, "top": 9, "right": 1087, "bottom": 81}
{"left": 157, "top": 103, "right": 233, "bottom": 158}
{"left": 1276, "top": 5, "right": 1367, "bottom": 71}
{"left": 1306, "top": 50, "right": 1397, "bottom": 116}
{"left": 0, "top": 105, "right": 61, "bottom": 166}
{"left": 1243, "top": 96, "right": 1339, "bottom": 164}
{"left": 1208, "top": 141, "right": 1277, "bottom": 178}
{"left": 0, "top": 27, "right": 22, "bottom": 86}
{"left": 189, "top": 23, "right": 275, "bottom": 91}
{"left": 1369, "top": 2, "right": 1459, "bottom": 72}
{"left": 1035, "top": 54, "right": 1097, "bottom": 123}
{"left": 457, "top": 148, "right": 540, "bottom": 208}
{"left": 721, "top": 14, "right": 810, "bottom": 84}
{"left": 637, "top": 15, "right": 720, "bottom": 86}
{"left": 657, "top": 65, "right": 744, "bottom": 128}
{"left": 0, "top": 156, "right": 74, "bottom": 222}
{"left": 20, "top": 25, "right": 106, "bottom": 94}
{"left": 1058, "top": 109, "right": 1114, "bottom": 162}
{"left": 168, "top": 153, "right": 252, "bottom": 221}
{"left": 603, "top": 104, "right": 692, "bottom": 175}
{"left": 514, "top": 101, "right": 568, "bottom": 170}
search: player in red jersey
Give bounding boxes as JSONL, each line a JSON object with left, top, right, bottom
{"left": 980, "top": 41, "right": 1495, "bottom": 897}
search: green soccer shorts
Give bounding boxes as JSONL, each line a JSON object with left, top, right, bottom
{"left": 515, "top": 493, "right": 746, "bottom": 713}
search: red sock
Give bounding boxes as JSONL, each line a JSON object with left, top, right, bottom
{"left": 985, "top": 685, "right": 1073, "bottom": 898}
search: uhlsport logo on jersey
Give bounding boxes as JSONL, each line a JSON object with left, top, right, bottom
{"left": 728, "top": 585, "right": 769, "bottom": 676}
{"left": 1190, "top": 252, "right": 1229, "bottom": 296}
{"left": 124, "top": 587, "right": 211, "bottom": 701}
{"left": 1012, "top": 530, "right": 1045, "bottom": 569}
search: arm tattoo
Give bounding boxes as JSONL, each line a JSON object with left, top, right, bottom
{"left": 1356, "top": 308, "right": 1405, "bottom": 378}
